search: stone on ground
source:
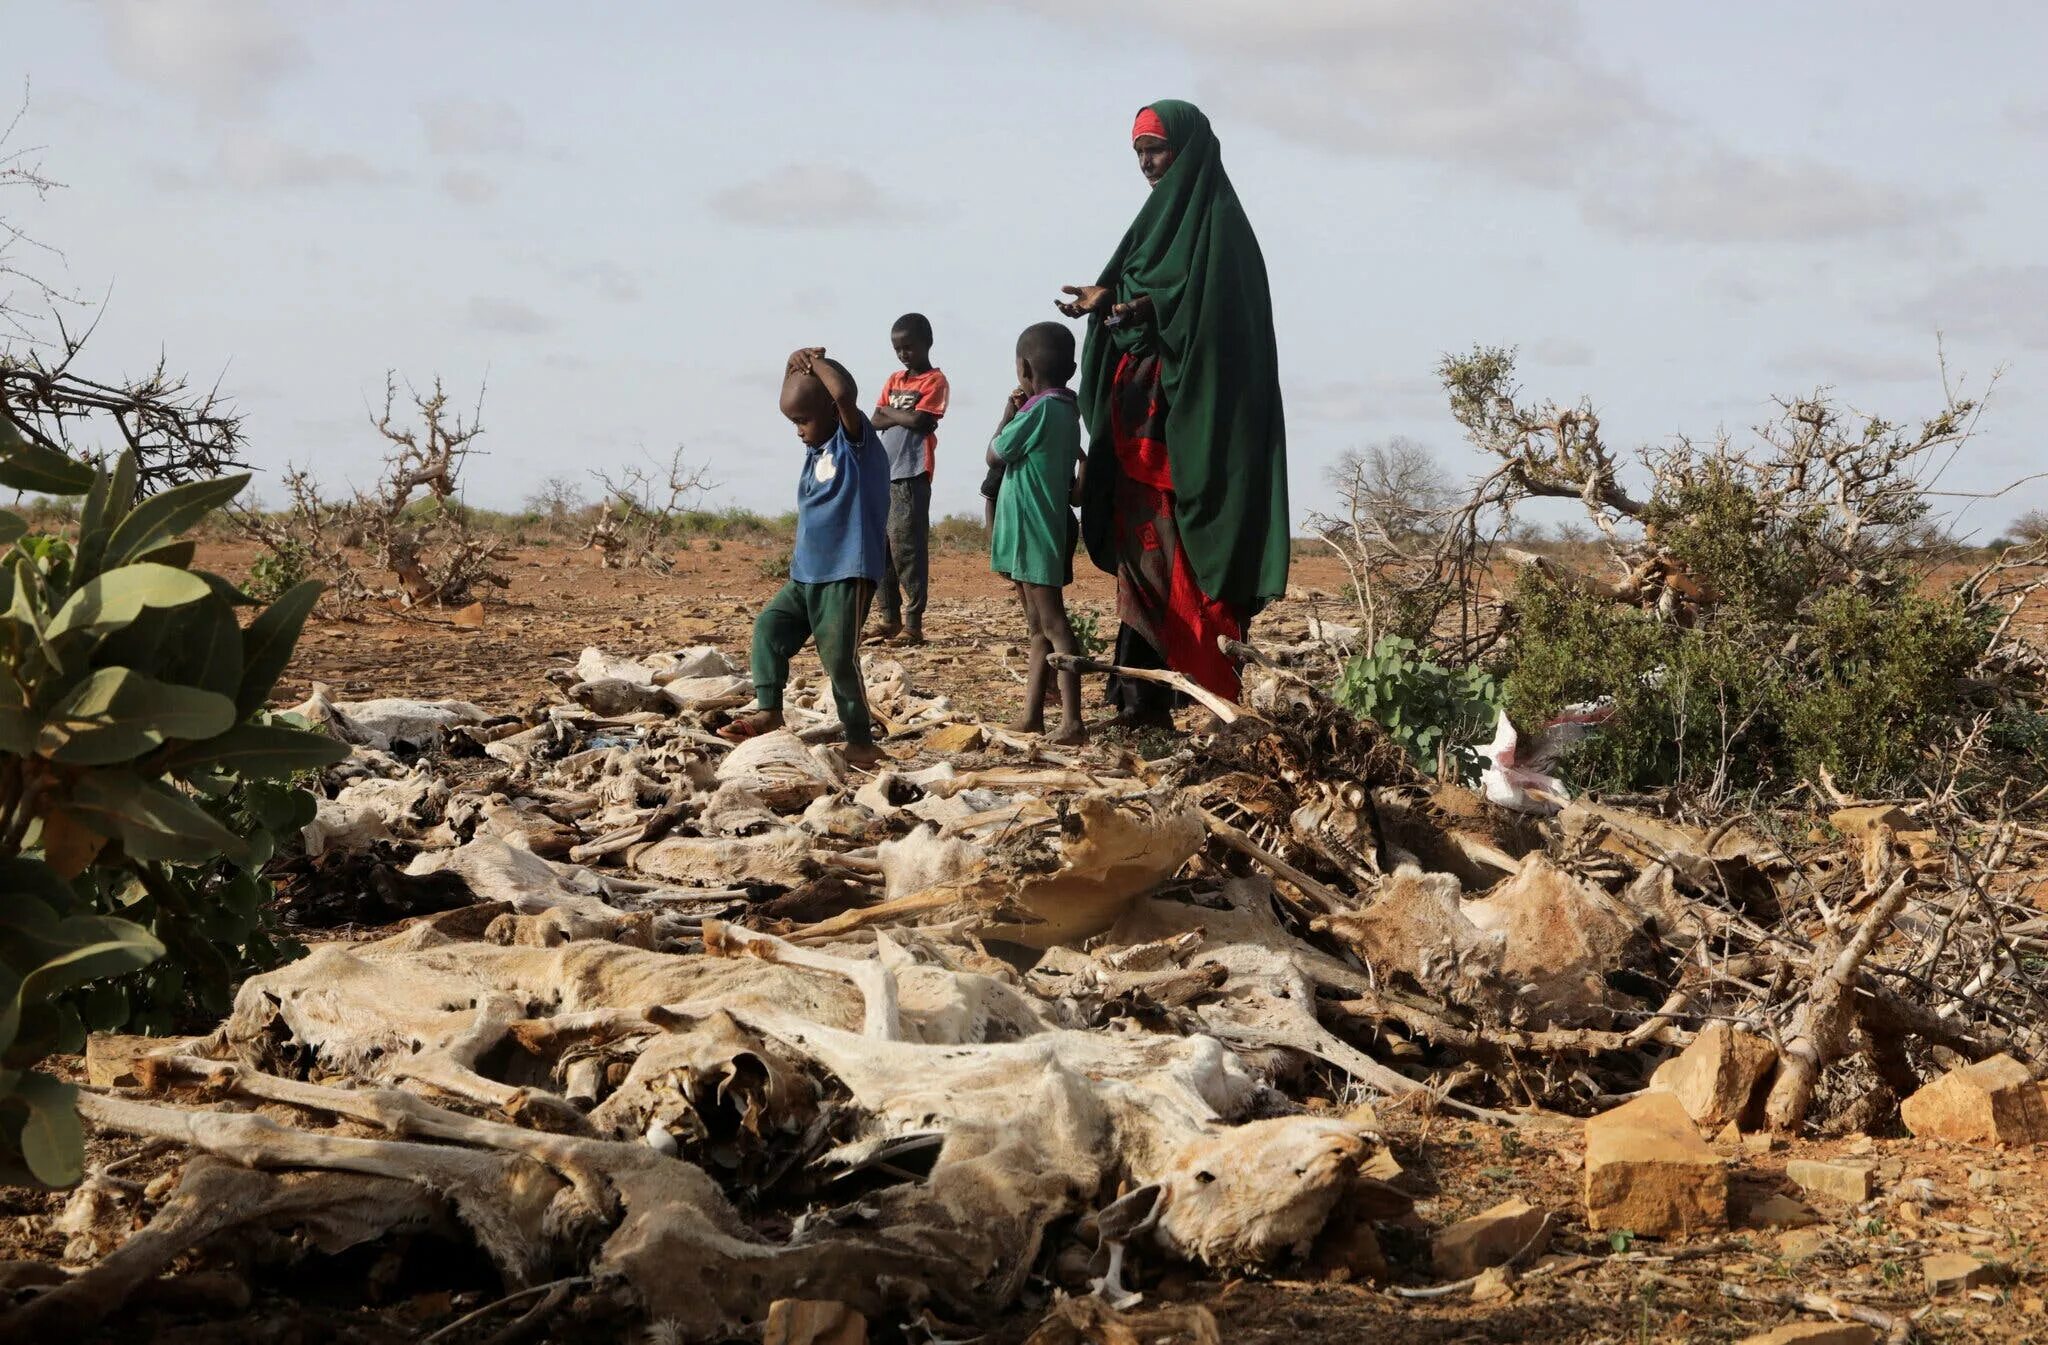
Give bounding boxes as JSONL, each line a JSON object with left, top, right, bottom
{"left": 1469, "top": 1264, "right": 1516, "bottom": 1302}
{"left": 1432, "top": 1197, "right": 1552, "bottom": 1279}
{"left": 1737, "top": 1324, "right": 1877, "bottom": 1345}
{"left": 1922, "top": 1251, "right": 1994, "bottom": 1295}
{"left": 1775, "top": 1228, "right": 1828, "bottom": 1261}
{"left": 85, "top": 1033, "right": 201, "bottom": 1089}
{"left": 1743, "top": 1193, "right": 1817, "bottom": 1229}
{"left": 763, "top": 1299, "right": 866, "bottom": 1345}
{"left": 1583, "top": 1091, "right": 1729, "bottom": 1235}
{"left": 1648, "top": 1023, "right": 1778, "bottom": 1130}
{"left": 1899, "top": 1054, "right": 2048, "bottom": 1145}
{"left": 923, "top": 722, "right": 986, "bottom": 754}
{"left": 1785, "top": 1159, "right": 1874, "bottom": 1204}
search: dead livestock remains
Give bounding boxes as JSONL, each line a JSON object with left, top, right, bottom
{"left": 14, "top": 626, "right": 2048, "bottom": 1345}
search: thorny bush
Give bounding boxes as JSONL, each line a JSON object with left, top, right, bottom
{"left": 1332, "top": 346, "right": 2048, "bottom": 807}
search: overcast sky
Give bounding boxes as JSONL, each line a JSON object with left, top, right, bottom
{"left": 6, "top": 1, "right": 2046, "bottom": 533}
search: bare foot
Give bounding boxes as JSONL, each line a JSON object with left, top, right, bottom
{"left": 842, "top": 742, "right": 886, "bottom": 768}
{"left": 1008, "top": 712, "right": 1046, "bottom": 734}
{"left": 1046, "top": 720, "right": 1088, "bottom": 747}
{"left": 717, "top": 710, "right": 784, "bottom": 742}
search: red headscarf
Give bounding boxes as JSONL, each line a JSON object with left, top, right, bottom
{"left": 1131, "top": 106, "right": 1168, "bottom": 145}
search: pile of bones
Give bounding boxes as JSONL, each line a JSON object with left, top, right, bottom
{"left": 18, "top": 637, "right": 2042, "bottom": 1341}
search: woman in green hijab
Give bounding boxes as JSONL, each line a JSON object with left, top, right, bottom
{"left": 1057, "top": 100, "right": 1289, "bottom": 726}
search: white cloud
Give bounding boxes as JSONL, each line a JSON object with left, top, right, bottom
{"left": 1527, "top": 338, "right": 1594, "bottom": 367}
{"left": 419, "top": 99, "right": 528, "bottom": 157}
{"left": 468, "top": 296, "right": 554, "bottom": 335}
{"left": 880, "top": 0, "right": 1949, "bottom": 246}
{"left": 1891, "top": 265, "right": 2048, "bottom": 351}
{"left": 708, "top": 165, "right": 899, "bottom": 227}
{"left": 1588, "top": 149, "right": 1949, "bottom": 244}
{"left": 1765, "top": 347, "right": 1936, "bottom": 385}
{"left": 559, "top": 259, "right": 641, "bottom": 303}
{"left": 1290, "top": 373, "right": 1445, "bottom": 424}
{"left": 95, "top": 0, "right": 307, "bottom": 118}
{"left": 2007, "top": 101, "right": 2048, "bottom": 136}
{"left": 155, "top": 131, "right": 392, "bottom": 191}
{"left": 441, "top": 167, "right": 500, "bottom": 205}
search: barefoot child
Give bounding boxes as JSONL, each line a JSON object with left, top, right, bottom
{"left": 987, "top": 322, "right": 1086, "bottom": 744}
{"left": 721, "top": 348, "right": 889, "bottom": 767}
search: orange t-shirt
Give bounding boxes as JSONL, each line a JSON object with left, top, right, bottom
{"left": 876, "top": 368, "right": 951, "bottom": 478}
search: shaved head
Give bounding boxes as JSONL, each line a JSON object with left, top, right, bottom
{"left": 780, "top": 355, "right": 856, "bottom": 449}
{"left": 780, "top": 370, "right": 832, "bottom": 419}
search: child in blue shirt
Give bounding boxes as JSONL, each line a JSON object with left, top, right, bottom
{"left": 720, "top": 347, "right": 889, "bottom": 765}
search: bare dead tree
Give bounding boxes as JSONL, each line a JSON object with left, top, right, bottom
{"left": 240, "top": 373, "right": 509, "bottom": 614}
{"left": 524, "top": 476, "right": 586, "bottom": 535}
{"left": 586, "top": 445, "right": 716, "bottom": 573}
{"left": 0, "top": 86, "right": 76, "bottom": 345}
{"left": 3, "top": 315, "right": 250, "bottom": 496}
{"left": 3, "top": 95, "right": 246, "bottom": 496}
{"left": 1306, "top": 437, "right": 1462, "bottom": 650}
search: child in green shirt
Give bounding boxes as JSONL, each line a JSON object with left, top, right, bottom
{"left": 986, "top": 322, "right": 1086, "bottom": 744}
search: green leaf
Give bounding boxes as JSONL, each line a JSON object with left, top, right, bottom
{"left": 0, "top": 511, "right": 24, "bottom": 547}
{"left": 161, "top": 722, "right": 347, "bottom": 780}
{"left": 43, "top": 564, "right": 211, "bottom": 643}
{"left": 0, "top": 858, "right": 77, "bottom": 913}
{"left": 237, "top": 579, "right": 323, "bottom": 716}
{"left": 61, "top": 772, "right": 251, "bottom": 866}
{"left": 75, "top": 468, "right": 112, "bottom": 580}
{"left": 102, "top": 473, "right": 249, "bottom": 570}
{"left": 243, "top": 778, "right": 319, "bottom": 831}
{"left": 199, "top": 570, "right": 259, "bottom": 608}
{"left": 37, "top": 667, "right": 238, "bottom": 765}
{"left": 0, "top": 706, "right": 32, "bottom": 756}
{"left": 15, "top": 916, "right": 163, "bottom": 1006}
{"left": 2, "top": 558, "right": 45, "bottom": 637}
{"left": 12, "top": 1072, "right": 83, "bottom": 1187}
{"left": 0, "top": 420, "right": 95, "bottom": 496}
{"left": 92, "top": 593, "right": 244, "bottom": 701}
{"left": 132, "top": 538, "right": 198, "bottom": 570}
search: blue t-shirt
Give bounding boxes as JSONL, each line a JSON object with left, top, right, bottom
{"left": 790, "top": 414, "right": 890, "bottom": 585}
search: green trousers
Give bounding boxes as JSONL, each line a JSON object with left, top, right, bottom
{"left": 751, "top": 579, "right": 875, "bottom": 745}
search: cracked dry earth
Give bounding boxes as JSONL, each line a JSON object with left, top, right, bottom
{"left": 1, "top": 540, "right": 2045, "bottom": 1345}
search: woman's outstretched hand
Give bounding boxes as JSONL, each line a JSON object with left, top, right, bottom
{"left": 1109, "top": 295, "right": 1153, "bottom": 326}
{"left": 1057, "top": 285, "right": 1111, "bottom": 318}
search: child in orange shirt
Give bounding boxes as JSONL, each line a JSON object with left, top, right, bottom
{"left": 868, "top": 312, "right": 950, "bottom": 645}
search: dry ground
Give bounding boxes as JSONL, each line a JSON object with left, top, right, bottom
{"left": 11, "top": 539, "right": 2047, "bottom": 1345}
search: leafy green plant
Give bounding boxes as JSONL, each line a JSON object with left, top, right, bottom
{"left": 1333, "top": 635, "right": 1501, "bottom": 782}
{"left": 759, "top": 552, "right": 792, "bottom": 580}
{"left": 245, "top": 538, "right": 311, "bottom": 603}
{"left": 0, "top": 858, "right": 161, "bottom": 1186}
{"left": 0, "top": 415, "right": 346, "bottom": 1184}
{"left": 1069, "top": 605, "right": 1106, "bottom": 659}
{"left": 1501, "top": 563, "right": 1994, "bottom": 797}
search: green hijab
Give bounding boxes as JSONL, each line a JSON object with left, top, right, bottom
{"left": 1077, "top": 98, "right": 1290, "bottom": 615}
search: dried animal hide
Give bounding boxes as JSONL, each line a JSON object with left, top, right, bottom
{"left": 715, "top": 730, "right": 847, "bottom": 809}
{"left": 301, "top": 771, "right": 445, "bottom": 857}
{"left": 628, "top": 829, "right": 817, "bottom": 888}
{"left": 289, "top": 682, "right": 489, "bottom": 752}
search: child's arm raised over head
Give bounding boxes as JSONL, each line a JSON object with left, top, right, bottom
{"left": 790, "top": 347, "right": 865, "bottom": 440}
